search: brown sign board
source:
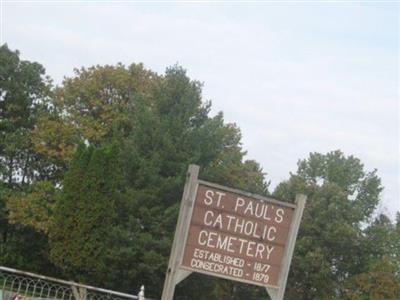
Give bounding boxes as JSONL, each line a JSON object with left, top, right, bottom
{"left": 180, "top": 182, "right": 296, "bottom": 288}
{"left": 161, "top": 165, "right": 306, "bottom": 300}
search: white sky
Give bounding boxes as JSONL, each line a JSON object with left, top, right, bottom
{"left": 1, "top": 1, "right": 399, "bottom": 219}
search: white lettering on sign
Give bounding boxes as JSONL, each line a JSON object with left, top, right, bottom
{"left": 197, "top": 229, "right": 275, "bottom": 260}
{"left": 201, "top": 210, "right": 278, "bottom": 242}
{"left": 204, "top": 189, "right": 226, "bottom": 207}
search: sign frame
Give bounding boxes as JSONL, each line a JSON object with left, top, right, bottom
{"left": 161, "top": 165, "right": 306, "bottom": 300}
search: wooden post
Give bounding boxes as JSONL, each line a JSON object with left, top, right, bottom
{"left": 72, "top": 286, "right": 87, "bottom": 300}
{"left": 161, "top": 165, "right": 199, "bottom": 300}
{"left": 266, "top": 194, "right": 307, "bottom": 300}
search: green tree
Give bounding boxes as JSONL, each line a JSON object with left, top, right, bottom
{"left": 49, "top": 143, "right": 121, "bottom": 283}
{"left": 110, "top": 66, "right": 270, "bottom": 298}
{"left": 3, "top": 47, "right": 397, "bottom": 300}
{"left": 273, "top": 150, "right": 383, "bottom": 300}
{"left": 344, "top": 257, "right": 400, "bottom": 300}
{"left": 341, "top": 213, "right": 400, "bottom": 299}
{"left": 0, "top": 44, "right": 53, "bottom": 186}
{"left": 0, "top": 44, "right": 56, "bottom": 272}
{"left": 51, "top": 64, "right": 269, "bottom": 297}
{"left": 362, "top": 214, "right": 400, "bottom": 272}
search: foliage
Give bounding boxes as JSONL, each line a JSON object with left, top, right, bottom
{"left": 56, "top": 63, "right": 157, "bottom": 144}
{"left": 1, "top": 45, "right": 398, "bottom": 300}
{"left": 0, "top": 44, "right": 55, "bottom": 273}
{"left": 0, "top": 44, "right": 52, "bottom": 186}
{"left": 37, "top": 63, "right": 269, "bottom": 297}
{"left": 49, "top": 144, "right": 121, "bottom": 283}
{"left": 6, "top": 180, "right": 56, "bottom": 233}
{"left": 361, "top": 214, "right": 400, "bottom": 273}
{"left": 344, "top": 257, "right": 400, "bottom": 300}
{"left": 273, "top": 150, "right": 390, "bottom": 300}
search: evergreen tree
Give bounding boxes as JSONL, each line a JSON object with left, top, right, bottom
{"left": 50, "top": 144, "right": 121, "bottom": 284}
{"left": 104, "top": 66, "right": 270, "bottom": 298}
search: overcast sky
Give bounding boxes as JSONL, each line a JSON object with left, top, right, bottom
{"left": 2, "top": 1, "right": 399, "bottom": 218}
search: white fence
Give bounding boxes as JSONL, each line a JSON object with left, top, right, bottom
{"left": 0, "top": 267, "right": 145, "bottom": 300}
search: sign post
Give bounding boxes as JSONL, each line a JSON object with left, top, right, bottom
{"left": 161, "top": 164, "right": 306, "bottom": 300}
{"left": 265, "top": 193, "right": 306, "bottom": 300}
{"left": 161, "top": 165, "right": 199, "bottom": 300}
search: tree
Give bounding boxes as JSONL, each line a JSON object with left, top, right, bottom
{"left": 343, "top": 257, "right": 400, "bottom": 300}
{"left": 362, "top": 214, "right": 400, "bottom": 272}
{"left": 110, "top": 66, "right": 270, "bottom": 298}
{"left": 0, "top": 44, "right": 56, "bottom": 272}
{"left": 49, "top": 143, "right": 122, "bottom": 284}
{"left": 2, "top": 46, "right": 397, "bottom": 300}
{"left": 273, "top": 150, "right": 384, "bottom": 300}
{"left": 0, "top": 44, "right": 52, "bottom": 186}
{"left": 56, "top": 63, "right": 157, "bottom": 144}
{"left": 50, "top": 64, "right": 270, "bottom": 297}
{"left": 6, "top": 180, "right": 56, "bottom": 234}
{"left": 341, "top": 213, "right": 400, "bottom": 299}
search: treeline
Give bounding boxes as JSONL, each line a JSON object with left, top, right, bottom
{"left": 0, "top": 44, "right": 399, "bottom": 300}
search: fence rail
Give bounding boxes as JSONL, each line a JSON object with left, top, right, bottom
{"left": 0, "top": 267, "right": 145, "bottom": 300}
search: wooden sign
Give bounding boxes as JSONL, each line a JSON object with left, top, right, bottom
{"left": 161, "top": 165, "right": 306, "bottom": 300}
{"left": 181, "top": 182, "right": 295, "bottom": 288}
